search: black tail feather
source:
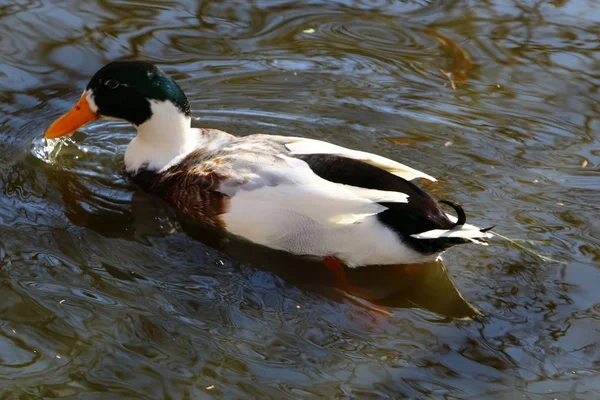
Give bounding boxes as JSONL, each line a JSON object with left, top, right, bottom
{"left": 479, "top": 225, "right": 495, "bottom": 233}
{"left": 439, "top": 200, "right": 466, "bottom": 227}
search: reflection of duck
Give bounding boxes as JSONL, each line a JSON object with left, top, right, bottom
{"left": 213, "top": 231, "right": 481, "bottom": 319}
{"left": 44, "top": 60, "right": 492, "bottom": 273}
{"left": 217, "top": 234, "right": 481, "bottom": 319}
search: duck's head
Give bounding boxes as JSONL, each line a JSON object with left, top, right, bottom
{"left": 45, "top": 60, "right": 191, "bottom": 139}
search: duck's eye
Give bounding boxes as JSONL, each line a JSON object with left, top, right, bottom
{"left": 105, "top": 79, "right": 120, "bottom": 89}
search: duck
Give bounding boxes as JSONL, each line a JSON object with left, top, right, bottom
{"left": 44, "top": 60, "right": 493, "bottom": 270}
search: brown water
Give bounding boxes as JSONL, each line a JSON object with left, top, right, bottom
{"left": 1, "top": 0, "right": 599, "bottom": 398}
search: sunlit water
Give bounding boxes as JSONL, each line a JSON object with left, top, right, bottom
{"left": 1, "top": 0, "right": 599, "bottom": 398}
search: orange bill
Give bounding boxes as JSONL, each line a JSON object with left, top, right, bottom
{"left": 45, "top": 94, "right": 100, "bottom": 138}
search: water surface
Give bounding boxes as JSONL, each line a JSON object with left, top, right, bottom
{"left": 1, "top": 0, "right": 599, "bottom": 398}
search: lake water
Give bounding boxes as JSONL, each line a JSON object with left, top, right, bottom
{"left": 1, "top": 0, "right": 599, "bottom": 398}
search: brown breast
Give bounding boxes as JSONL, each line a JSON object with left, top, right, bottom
{"left": 131, "top": 158, "right": 231, "bottom": 229}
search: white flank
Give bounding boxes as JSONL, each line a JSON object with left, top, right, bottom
{"left": 224, "top": 194, "right": 435, "bottom": 267}
{"left": 285, "top": 138, "right": 436, "bottom": 182}
{"left": 221, "top": 157, "right": 430, "bottom": 267}
{"left": 124, "top": 100, "right": 198, "bottom": 173}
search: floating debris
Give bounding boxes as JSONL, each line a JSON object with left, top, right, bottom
{"left": 59, "top": 299, "right": 65, "bottom": 304}
{"left": 425, "top": 29, "right": 473, "bottom": 88}
{"left": 444, "top": 141, "right": 453, "bottom": 147}
{"left": 206, "top": 385, "right": 215, "bottom": 390}
{"left": 432, "top": 31, "right": 473, "bottom": 82}
{"left": 302, "top": 28, "right": 315, "bottom": 34}
{"left": 56, "top": 354, "right": 61, "bottom": 359}
{"left": 581, "top": 159, "right": 588, "bottom": 168}
{"left": 491, "top": 231, "right": 562, "bottom": 264}
{"left": 440, "top": 69, "right": 457, "bottom": 90}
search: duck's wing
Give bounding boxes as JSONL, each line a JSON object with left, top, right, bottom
{"left": 219, "top": 153, "right": 409, "bottom": 229}
{"left": 284, "top": 137, "right": 436, "bottom": 182}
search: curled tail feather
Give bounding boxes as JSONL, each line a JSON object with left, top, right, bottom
{"left": 439, "top": 200, "right": 466, "bottom": 227}
{"left": 410, "top": 200, "right": 494, "bottom": 247}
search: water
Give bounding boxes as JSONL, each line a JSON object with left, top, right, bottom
{"left": 1, "top": 0, "right": 599, "bottom": 398}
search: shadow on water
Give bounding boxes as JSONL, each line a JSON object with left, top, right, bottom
{"left": 33, "top": 145, "right": 480, "bottom": 321}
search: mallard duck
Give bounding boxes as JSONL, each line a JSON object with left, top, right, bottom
{"left": 45, "top": 60, "right": 493, "bottom": 268}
